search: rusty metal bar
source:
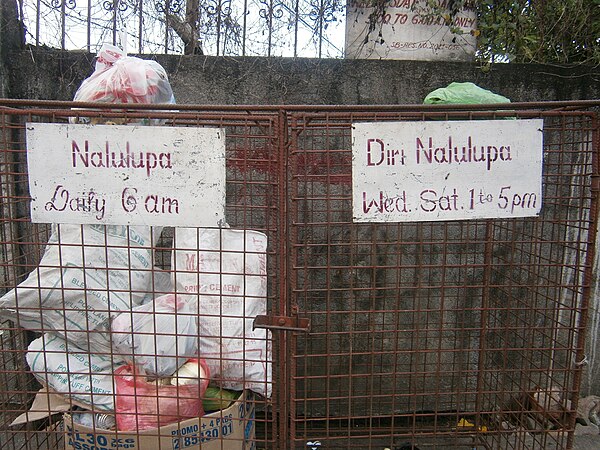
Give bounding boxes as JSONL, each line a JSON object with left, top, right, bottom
{"left": 1, "top": 98, "right": 600, "bottom": 112}
{"left": 275, "top": 107, "right": 291, "bottom": 447}
{"left": 253, "top": 315, "right": 310, "bottom": 332}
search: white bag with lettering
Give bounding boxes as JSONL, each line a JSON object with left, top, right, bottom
{"left": 26, "top": 333, "right": 124, "bottom": 410}
{"left": 173, "top": 227, "right": 272, "bottom": 397}
{"left": 0, "top": 224, "right": 161, "bottom": 352}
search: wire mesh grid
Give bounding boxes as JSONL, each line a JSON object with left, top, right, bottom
{"left": 288, "top": 109, "right": 598, "bottom": 449}
{"left": 0, "top": 102, "right": 598, "bottom": 450}
{"left": 0, "top": 104, "right": 284, "bottom": 450}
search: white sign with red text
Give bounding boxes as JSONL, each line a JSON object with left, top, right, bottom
{"left": 345, "top": 0, "right": 477, "bottom": 61}
{"left": 352, "top": 119, "right": 544, "bottom": 222}
{"left": 26, "top": 123, "right": 225, "bottom": 226}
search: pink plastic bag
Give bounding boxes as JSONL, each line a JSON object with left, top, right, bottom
{"left": 74, "top": 43, "right": 175, "bottom": 105}
{"left": 69, "top": 43, "right": 175, "bottom": 126}
{"left": 115, "top": 360, "right": 210, "bottom": 431}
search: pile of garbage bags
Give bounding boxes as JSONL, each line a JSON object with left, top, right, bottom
{"left": 0, "top": 45, "right": 271, "bottom": 431}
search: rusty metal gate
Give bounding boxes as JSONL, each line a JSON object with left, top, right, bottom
{"left": 0, "top": 100, "right": 598, "bottom": 450}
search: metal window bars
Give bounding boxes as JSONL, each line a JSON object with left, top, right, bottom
{"left": 16, "top": 0, "right": 346, "bottom": 57}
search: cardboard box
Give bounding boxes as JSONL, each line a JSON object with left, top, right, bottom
{"left": 62, "top": 391, "right": 255, "bottom": 450}
{"left": 10, "top": 386, "right": 256, "bottom": 450}
{"left": 10, "top": 387, "right": 78, "bottom": 426}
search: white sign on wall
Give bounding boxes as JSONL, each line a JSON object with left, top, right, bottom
{"left": 26, "top": 123, "right": 226, "bottom": 227}
{"left": 345, "top": 0, "right": 477, "bottom": 61}
{"left": 352, "top": 119, "right": 544, "bottom": 222}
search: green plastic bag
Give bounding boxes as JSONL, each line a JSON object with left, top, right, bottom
{"left": 424, "top": 82, "right": 510, "bottom": 105}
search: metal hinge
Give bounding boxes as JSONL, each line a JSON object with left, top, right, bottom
{"left": 253, "top": 315, "right": 310, "bottom": 332}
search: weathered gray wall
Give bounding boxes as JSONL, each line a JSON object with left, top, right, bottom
{"left": 0, "top": 0, "right": 23, "bottom": 97}
{"left": 5, "top": 47, "right": 600, "bottom": 104}
{"left": 2, "top": 44, "right": 600, "bottom": 403}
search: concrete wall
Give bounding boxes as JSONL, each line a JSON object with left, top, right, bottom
{"left": 5, "top": 47, "right": 600, "bottom": 104}
{"left": 0, "top": 0, "right": 23, "bottom": 98}
{"left": 2, "top": 45, "right": 600, "bottom": 402}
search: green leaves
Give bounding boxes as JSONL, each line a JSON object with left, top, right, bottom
{"left": 419, "top": 0, "right": 600, "bottom": 65}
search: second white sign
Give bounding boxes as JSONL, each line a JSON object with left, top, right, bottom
{"left": 352, "top": 119, "right": 544, "bottom": 223}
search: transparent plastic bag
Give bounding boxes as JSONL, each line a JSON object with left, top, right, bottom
{"left": 111, "top": 294, "right": 199, "bottom": 377}
{"left": 74, "top": 43, "right": 174, "bottom": 106}
{"left": 70, "top": 43, "right": 175, "bottom": 125}
{"left": 114, "top": 360, "right": 209, "bottom": 431}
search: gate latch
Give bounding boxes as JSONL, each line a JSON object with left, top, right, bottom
{"left": 253, "top": 315, "right": 310, "bottom": 332}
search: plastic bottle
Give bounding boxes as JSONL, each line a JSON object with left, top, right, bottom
{"left": 72, "top": 412, "right": 116, "bottom": 430}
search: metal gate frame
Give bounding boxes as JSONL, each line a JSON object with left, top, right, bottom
{"left": 0, "top": 100, "right": 599, "bottom": 450}
{"left": 283, "top": 103, "right": 600, "bottom": 450}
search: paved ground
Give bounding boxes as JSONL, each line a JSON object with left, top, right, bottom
{"left": 3, "top": 418, "right": 600, "bottom": 449}
{"left": 573, "top": 434, "right": 600, "bottom": 449}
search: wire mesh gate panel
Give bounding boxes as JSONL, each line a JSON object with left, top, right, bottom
{"left": 0, "top": 102, "right": 286, "bottom": 450}
{"left": 287, "top": 107, "right": 598, "bottom": 449}
{"left": 0, "top": 102, "right": 598, "bottom": 450}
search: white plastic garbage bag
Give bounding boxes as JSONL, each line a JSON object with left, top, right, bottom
{"left": 0, "top": 44, "right": 175, "bottom": 351}
{"left": 27, "top": 333, "right": 124, "bottom": 410}
{"left": 111, "top": 293, "right": 199, "bottom": 377}
{"left": 0, "top": 224, "right": 162, "bottom": 352}
{"left": 173, "top": 227, "right": 272, "bottom": 397}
